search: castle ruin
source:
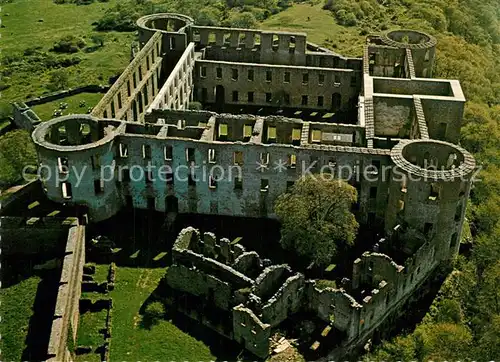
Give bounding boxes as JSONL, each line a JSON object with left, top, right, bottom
{"left": 27, "top": 13, "right": 476, "bottom": 359}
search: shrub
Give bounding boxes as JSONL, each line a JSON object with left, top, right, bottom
{"left": 188, "top": 101, "right": 203, "bottom": 110}
{"left": 144, "top": 301, "right": 165, "bottom": 319}
{"left": 51, "top": 35, "right": 86, "bottom": 53}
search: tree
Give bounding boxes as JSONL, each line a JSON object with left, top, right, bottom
{"left": 274, "top": 175, "right": 358, "bottom": 266}
{"left": 414, "top": 322, "right": 473, "bottom": 361}
{"left": 0, "top": 130, "right": 37, "bottom": 188}
{"left": 228, "top": 12, "right": 257, "bottom": 28}
{"left": 48, "top": 70, "right": 69, "bottom": 91}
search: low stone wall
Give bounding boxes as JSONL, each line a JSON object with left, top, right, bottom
{"left": 11, "top": 85, "right": 108, "bottom": 131}
{"left": 46, "top": 223, "right": 86, "bottom": 362}
{"left": 25, "top": 85, "right": 109, "bottom": 107}
{"left": 1, "top": 216, "right": 78, "bottom": 255}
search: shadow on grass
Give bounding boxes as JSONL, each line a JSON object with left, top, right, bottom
{"left": 137, "top": 285, "right": 249, "bottom": 361}
{"left": 21, "top": 268, "right": 61, "bottom": 361}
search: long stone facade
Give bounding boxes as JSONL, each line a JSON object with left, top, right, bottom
{"left": 29, "top": 13, "right": 476, "bottom": 359}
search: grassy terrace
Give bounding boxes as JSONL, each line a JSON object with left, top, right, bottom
{"left": 109, "top": 267, "right": 216, "bottom": 361}
{"left": 0, "top": 0, "right": 134, "bottom": 107}
{"left": 0, "top": 276, "right": 41, "bottom": 361}
{"left": 31, "top": 92, "right": 106, "bottom": 121}
{"left": 261, "top": 2, "right": 365, "bottom": 57}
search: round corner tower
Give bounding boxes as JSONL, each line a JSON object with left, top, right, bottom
{"left": 32, "top": 115, "right": 123, "bottom": 222}
{"left": 385, "top": 139, "right": 476, "bottom": 261}
{"left": 381, "top": 30, "right": 436, "bottom": 78}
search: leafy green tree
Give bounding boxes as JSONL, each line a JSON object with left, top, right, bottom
{"left": 414, "top": 322, "right": 473, "bottom": 361}
{"left": 227, "top": 11, "right": 257, "bottom": 28}
{"left": 48, "top": 70, "right": 69, "bottom": 91}
{"left": 274, "top": 175, "right": 358, "bottom": 266}
{"left": 364, "top": 335, "right": 417, "bottom": 361}
{"left": 0, "top": 130, "right": 37, "bottom": 188}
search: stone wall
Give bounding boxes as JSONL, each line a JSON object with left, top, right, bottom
{"left": 147, "top": 42, "right": 195, "bottom": 111}
{"left": 195, "top": 60, "right": 359, "bottom": 112}
{"left": 46, "top": 223, "right": 86, "bottom": 362}
{"left": 92, "top": 32, "right": 164, "bottom": 123}
{"left": 1, "top": 216, "right": 78, "bottom": 255}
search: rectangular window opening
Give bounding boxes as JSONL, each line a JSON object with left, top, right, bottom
{"left": 301, "top": 95, "right": 308, "bottom": 106}
{"left": 319, "top": 74, "right": 325, "bottom": 85}
{"left": 186, "top": 148, "right": 195, "bottom": 163}
{"left": 231, "top": 68, "right": 238, "bottom": 80}
{"left": 164, "top": 145, "right": 173, "bottom": 161}
{"left": 267, "top": 126, "right": 276, "bottom": 141}
{"left": 234, "top": 176, "right": 243, "bottom": 190}
{"left": 57, "top": 157, "right": 69, "bottom": 174}
{"left": 208, "top": 148, "right": 216, "bottom": 163}
{"left": 302, "top": 73, "right": 308, "bottom": 84}
{"left": 94, "top": 179, "right": 104, "bottom": 195}
{"left": 260, "top": 152, "right": 269, "bottom": 165}
{"left": 142, "top": 145, "right": 151, "bottom": 159}
{"left": 243, "top": 124, "right": 253, "bottom": 139}
{"left": 216, "top": 67, "right": 222, "bottom": 79}
{"left": 209, "top": 175, "right": 217, "bottom": 189}
{"left": 232, "top": 91, "right": 239, "bottom": 102}
{"left": 266, "top": 71, "right": 272, "bottom": 82}
{"left": 284, "top": 72, "right": 291, "bottom": 83}
{"left": 260, "top": 179, "right": 269, "bottom": 192}
{"left": 62, "top": 182, "right": 72, "bottom": 199}
{"left": 247, "top": 91, "right": 254, "bottom": 103}
{"left": 218, "top": 123, "right": 228, "bottom": 139}
{"left": 311, "top": 129, "right": 321, "bottom": 143}
{"left": 248, "top": 69, "right": 254, "bottom": 81}
{"left": 266, "top": 93, "right": 272, "bottom": 103}
{"left": 234, "top": 151, "right": 244, "bottom": 166}
{"left": 288, "top": 154, "right": 296, "bottom": 168}
{"left": 119, "top": 143, "right": 128, "bottom": 158}
{"left": 318, "top": 96, "right": 324, "bottom": 107}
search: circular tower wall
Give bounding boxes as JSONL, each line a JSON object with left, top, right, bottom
{"left": 382, "top": 30, "right": 436, "bottom": 78}
{"left": 32, "top": 115, "right": 123, "bottom": 222}
{"left": 386, "top": 139, "right": 475, "bottom": 261}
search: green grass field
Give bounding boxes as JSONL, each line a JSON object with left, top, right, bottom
{"left": 261, "top": 2, "right": 365, "bottom": 57}
{"left": 0, "top": 276, "right": 41, "bottom": 361}
{"left": 31, "top": 92, "right": 105, "bottom": 121}
{"left": 109, "top": 267, "right": 216, "bottom": 361}
{"left": 1, "top": 0, "right": 134, "bottom": 106}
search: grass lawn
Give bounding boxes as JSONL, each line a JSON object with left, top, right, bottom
{"left": 260, "top": 1, "right": 365, "bottom": 57}
{"left": 109, "top": 267, "right": 216, "bottom": 361}
{"left": 31, "top": 92, "right": 106, "bottom": 121}
{"left": 0, "top": 276, "right": 41, "bottom": 361}
{"left": 76, "top": 309, "right": 108, "bottom": 347}
{"left": 1, "top": 0, "right": 134, "bottom": 106}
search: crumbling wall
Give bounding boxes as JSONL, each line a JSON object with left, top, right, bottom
{"left": 92, "top": 32, "right": 163, "bottom": 123}
{"left": 147, "top": 42, "right": 195, "bottom": 111}
{"left": 232, "top": 304, "right": 271, "bottom": 359}
{"left": 47, "top": 224, "right": 86, "bottom": 362}
{"left": 353, "top": 252, "right": 403, "bottom": 289}
{"left": 1, "top": 216, "right": 78, "bottom": 255}
{"left": 261, "top": 273, "right": 305, "bottom": 326}
{"left": 307, "top": 283, "right": 361, "bottom": 340}
{"left": 166, "top": 264, "right": 233, "bottom": 310}
{"left": 253, "top": 264, "right": 291, "bottom": 300}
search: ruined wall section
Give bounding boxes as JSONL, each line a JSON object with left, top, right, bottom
{"left": 260, "top": 273, "right": 305, "bottom": 327}
{"left": 92, "top": 32, "right": 164, "bottom": 123}
{"left": 195, "top": 60, "right": 359, "bottom": 113}
{"left": 232, "top": 305, "right": 271, "bottom": 359}
{"left": 32, "top": 116, "right": 124, "bottom": 222}
{"left": 147, "top": 42, "right": 195, "bottom": 111}
{"left": 47, "top": 223, "right": 85, "bottom": 362}
{"left": 307, "top": 283, "right": 362, "bottom": 340}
